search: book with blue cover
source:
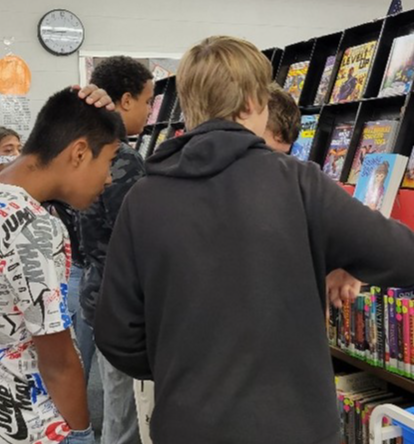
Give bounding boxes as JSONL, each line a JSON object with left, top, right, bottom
{"left": 353, "top": 153, "right": 408, "bottom": 217}
{"left": 290, "top": 114, "right": 319, "bottom": 161}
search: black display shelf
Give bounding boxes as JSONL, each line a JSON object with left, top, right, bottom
{"left": 331, "top": 346, "right": 414, "bottom": 393}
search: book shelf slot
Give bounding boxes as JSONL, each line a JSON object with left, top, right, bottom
{"left": 263, "top": 47, "right": 283, "bottom": 78}
{"left": 337, "top": 95, "right": 408, "bottom": 182}
{"left": 328, "top": 19, "right": 385, "bottom": 105}
{"left": 275, "top": 39, "right": 315, "bottom": 87}
{"left": 365, "top": 10, "right": 414, "bottom": 98}
{"left": 393, "top": 92, "right": 414, "bottom": 157}
{"left": 309, "top": 102, "right": 359, "bottom": 167}
{"left": 331, "top": 346, "right": 414, "bottom": 393}
{"left": 300, "top": 32, "right": 343, "bottom": 107}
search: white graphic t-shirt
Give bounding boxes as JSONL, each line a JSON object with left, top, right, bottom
{"left": 0, "top": 184, "right": 72, "bottom": 444}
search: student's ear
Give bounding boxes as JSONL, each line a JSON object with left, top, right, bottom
{"left": 68, "top": 138, "right": 90, "bottom": 168}
{"left": 119, "top": 92, "right": 133, "bottom": 111}
{"left": 238, "top": 98, "right": 255, "bottom": 121}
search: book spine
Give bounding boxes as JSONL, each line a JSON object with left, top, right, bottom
{"left": 344, "top": 298, "right": 351, "bottom": 353}
{"left": 363, "top": 294, "right": 375, "bottom": 365}
{"left": 410, "top": 299, "right": 414, "bottom": 378}
{"left": 395, "top": 297, "right": 405, "bottom": 376}
{"left": 350, "top": 299, "right": 357, "bottom": 357}
{"left": 355, "top": 296, "right": 364, "bottom": 359}
{"left": 402, "top": 298, "right": 411, "bottom": 378}
{"left": 328, "top": 304, "right": 338, "bottom": 347}
{"left": 384, "top": 293, "right": 390, "bottom": 370}
{"left": 387, "top": 289, "right": 399, "bottom": 373}
{"left": 376, "top": 291, "right": 384, "bottom": 368}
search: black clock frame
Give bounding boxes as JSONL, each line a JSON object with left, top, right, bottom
{"left": 38, "top": 9, "right": 85, "bottom": 56}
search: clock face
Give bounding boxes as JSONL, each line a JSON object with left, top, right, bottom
{"left": 38, "top": 9, "right": 85, "bottom": 56}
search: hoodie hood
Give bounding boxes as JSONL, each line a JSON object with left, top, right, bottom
{"left": 145, "top": 119, "right": 268, "bottom": 178}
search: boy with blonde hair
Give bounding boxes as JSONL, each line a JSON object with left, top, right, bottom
{"left": 95, "top": 36, "right": 413, "bottom": 444}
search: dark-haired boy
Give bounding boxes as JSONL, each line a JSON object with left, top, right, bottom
{"left": 0, "top": 87, "right": 121, "bottom": 444}
{"left": 77, "top": 55, "right": 153, "bottom": 444}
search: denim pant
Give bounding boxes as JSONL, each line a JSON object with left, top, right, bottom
{"left": 97, "top": 350, "right": 140, "bottom": 444}
{"left": 68, "top": 264, "right": 96, "bottom": 382}
{"left": 61, "top": 426, "right": 95, "bottom": 444}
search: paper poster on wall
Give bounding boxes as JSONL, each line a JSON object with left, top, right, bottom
{"left": 79, "top": 51, "right": 182, "bottom": 86}
{"left": 0, "top": 55, "right": 31, "bottom": 95}
{"left": 0, "top": 95, "right": 31, "bottom": 140}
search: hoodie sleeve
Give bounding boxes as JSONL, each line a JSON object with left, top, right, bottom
{"left": 94, "top": 194, "right": 152, "bottom": 380}
{"left": 301, "top": 162, "right": 414, "bottom": 287}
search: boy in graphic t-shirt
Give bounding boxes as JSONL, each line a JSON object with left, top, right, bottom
{"left": 0, "top": 85, "right": 121, "bottom": 444}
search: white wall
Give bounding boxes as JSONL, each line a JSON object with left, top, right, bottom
{"left": 0, "top": 0, "right": 413, "bottom": 128}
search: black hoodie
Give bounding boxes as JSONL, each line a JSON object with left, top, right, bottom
{"left": 95, "top": 120, "right": 413, "bottom": 444}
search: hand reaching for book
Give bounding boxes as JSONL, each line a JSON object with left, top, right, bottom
{"left": 326, "top": 269, "right": 362, "bottom": 308}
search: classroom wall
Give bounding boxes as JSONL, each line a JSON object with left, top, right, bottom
{"left": 0, "top": 0, "right": 412, "bottom": 130}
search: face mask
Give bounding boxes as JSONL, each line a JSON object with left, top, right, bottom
{"left": 0, "top": 155, "right": 18, "bottom": 165}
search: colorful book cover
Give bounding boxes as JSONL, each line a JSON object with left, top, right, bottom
{"left": 396, "top": 297, "right": 405, "bottom": 375}
{"left": 330, "top": 41, "right": 377, "bottom": 104}
{"left": 283, "top": 60, "right": 310, "bottom": 104}
{"left": 401, "top": 298, "right": 411, "bottom": 378}
{"left": 348, "top": 120, "right": 399, "bottom": 185}
{"left": 314, "top": 55, "right": 336, "bottom": 106}
{"left": 290, "top": 114, "right": 319, "bottom": 161}
{"left": 402, "top": 148, "right": 414, "bottom": 189}
{"left": 379, "top": 34, "right": 414, "bottom": 98}
{"left": 353, "top": 153, "right": 408, "bottom": 217}
{"left": 323, "top": 123, "right": 354, "bottom": 181}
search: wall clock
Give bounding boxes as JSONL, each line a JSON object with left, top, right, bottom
{"left": 38, "top": 9, "right": 85, "bottom": 56}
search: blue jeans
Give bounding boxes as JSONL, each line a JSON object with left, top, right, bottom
{"left": 68, "top": 264, "right": 96, "bottom": 383}
{"left": 97, "top": 350, "right": 140, "bottom": 444}
{"left": 61, "top": 426, "right": 95, "bottom": 444}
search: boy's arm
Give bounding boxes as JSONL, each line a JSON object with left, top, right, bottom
{"left": 33, "top": 330, "right": 89, "bottom": 430}
{"left": 12, "top": 216, "right": 90, "bottom": 429}
{"left": 301, "top": 162, "right": 414, "bottom": 287}
{"left": 326, "top": 269, "right": 362, "bottom": 308}
{"left": 95, "top": 195, "right": 152, "bottom": 380}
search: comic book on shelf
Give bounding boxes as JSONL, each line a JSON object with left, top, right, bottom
{"left": 290, "top": 114, "right": 319, "bottom": 161}
{"left": 330, "top": 41, "right": 377, "bottom": 104}
{"left": 347, "top": 120, "right": 399, "bottom": 185}
{"left": 402, "top": 148, "right": 414, "bottom": 189}
{"left": 314, "top": 55, "right": 336, "bottom": 106}
{"left": 353, "top": 153, "right": 408, "bottom": 217}
{"left": 283, "top": 61, "right": 310, "bottom": 104}
{"left": 322, "top": 122, "right": 354, "bottom": 181}
{"left": 379, "top": 33, "right": 414, "bottom": 98}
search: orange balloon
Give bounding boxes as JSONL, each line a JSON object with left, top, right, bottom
{"left": 0, "top": 55, "right": 31, "bottom": 95}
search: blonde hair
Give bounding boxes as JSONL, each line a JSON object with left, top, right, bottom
{"left": 177, "top": 36, "right": 272, "bottom": 130}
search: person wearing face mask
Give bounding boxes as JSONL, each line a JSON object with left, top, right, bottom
{"left": 0, "top": 127, "right": 21, "bottom": 171}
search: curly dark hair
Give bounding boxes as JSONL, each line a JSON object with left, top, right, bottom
{"left": 267, "top": 82, "right": 301, "bottom": 144}
{"left": 90, "top": 56, "right": 153, "bottom": 104}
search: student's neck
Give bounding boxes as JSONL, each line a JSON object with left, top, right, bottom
{"left": 0, "top": 155, "right": 59, "bottom": 203}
